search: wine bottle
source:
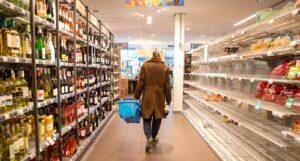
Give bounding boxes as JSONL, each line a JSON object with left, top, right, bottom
{"left": 37, "top": 68, "right": 45, "bottom": 102}
{"left": 36, "top": 26, "right": 45, "bottom": 60}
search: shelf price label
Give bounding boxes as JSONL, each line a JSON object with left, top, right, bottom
{"left": 292, "top": 9, "right": 299, "bottom": 16}
{"left": 255, "top": 100, "right": 262, "bottom": 111}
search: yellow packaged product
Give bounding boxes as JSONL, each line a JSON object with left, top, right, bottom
{"left": 271, "top": 36, "right": 282, "bottom": 48}
{"left": 262, "top": 37, "right": 273, "bottom": 49}
{"left": 281, "top": 34, "right": 293, "bottom": 47}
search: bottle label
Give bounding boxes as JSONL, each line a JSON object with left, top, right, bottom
{"left": 65, "top": 86, "right": 69, "bottom": 93}
{"left": 42, "top": 48, "right": 46, "bottom": 59}
{"left": 7, "top": 33, "right": 12, "bottom": 48}
{"left": 90, "top": 98, "right": 93, "bottom": 104}
{"left": 37, "top": 90, "right": 45, "bottom": 101}
{"left": 21, "top": 87, "right": 29, "bottom": 98}
{"left": 15, "top": 36, "right": 21, "bottom": 48}
{"left": 9, "top": 145, "right": 15, "bottom": 159}
{"left": 46, "top": 123, "right": 53, "bottom": 131}
{"left": 53, "top": 88, "right": 58, "bottom": 97}
{"left": 29, "top": 90, "right": 32, "bottom": 99}
{"left": 80, "top": 130, "right": 86, "bottom": 137}
{"left": 94, "top": 97, "right": 98, "bottom": 104}
{"left": 24, "top": 137, "right": 29, "bottom": 150}
{"left": 61, "top": 86, "right": 65, "bottom": 94}
{"left": 44, "top": 91, "right": 49, "bottom": 98}
{"left": 67, "top": 71, "right": 71, "bottom": 77}
{"left": 70, "top": 86, "right": 73, "bottom": 93}
{"left": 25, "top": 38, "right": 32, "bottom": 55}
{"left": 4, "top": 94, "right": 13, "bottom": 106}
{"left": 37, "top": 2, "right": 44, "bottom": 17}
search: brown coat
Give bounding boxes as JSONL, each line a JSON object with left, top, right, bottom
{"left": 134, "top": 57, "right": 172, "bottom": 119}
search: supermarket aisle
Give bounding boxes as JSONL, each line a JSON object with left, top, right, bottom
{"left": 82, "top": 112, "right": 220, "bottom": 161}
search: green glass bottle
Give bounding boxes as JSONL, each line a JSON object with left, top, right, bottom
{"left": 36, "top": 26, "right": 45, "bottom": 60}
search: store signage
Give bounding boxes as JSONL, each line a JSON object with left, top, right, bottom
{"left": 125, "top": 0, "right": 184, "bottom": 7}
{"left": 101, "top": 25, "right": 110, "bottom": 38}
{"left": 90, "top": 14, "right": 98, "bottom": 28}
{"left": 115, "top": 42, "right": 129, "bottom": 49}
{"left": 76, "top": 0, "right": 86, "bottom": 17}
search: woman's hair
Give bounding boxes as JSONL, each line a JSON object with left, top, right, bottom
{"left": 153, "top": 48, "right": 162, "bottom": 58}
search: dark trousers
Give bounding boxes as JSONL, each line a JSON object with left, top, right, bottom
{"left": 143, "top": 114, "right": 162, "bottom": 140}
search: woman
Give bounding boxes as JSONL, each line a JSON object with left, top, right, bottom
{"left": 134, "top": 48, "right": 172, "bottom": 152}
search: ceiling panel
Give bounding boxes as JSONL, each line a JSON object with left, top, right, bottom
{"left": 83, "top": 0, "right": 284, "bottom": 48}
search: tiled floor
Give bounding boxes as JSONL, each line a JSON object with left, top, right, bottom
{"left": 82, "top": 112, "right": 220, "bottom": 161}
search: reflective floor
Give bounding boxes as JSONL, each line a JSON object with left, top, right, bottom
{"left": 83, "top": 112, "right": 220, "bottom": 161}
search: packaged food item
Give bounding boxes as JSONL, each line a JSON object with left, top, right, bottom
{"left": 204, "top": 94, "right": 225, "bottom": 102}
{"left": 271, "top": 60, "right": 296, "bottom": 76}
{"left": 255, "top": 81, "right": 267, "bottom": 99}
{"left": 262, "top": 83, "right": 282, "bottom": 102}
{"left": 281, "top": 34, "right": 293, "bottom": 46}
{"left": 286, "top": 89, "right": 300, "bottom": 110}
{"left": 292, "top": 120, "right": 300, "bottom": 132}
{"left": 271, "top": 36, "right": 282, "bottom": 48}
{"left": 297, "top": 0, "right": 300, "bottom": 8}
{"left": 275, "top": 85, "right": 296, "bottom": 105}
{"left": 262, "top": 37, "right": 274, "bottom": 49}
{"left": 287, "top": 67, "right": 300, "bottom": 80}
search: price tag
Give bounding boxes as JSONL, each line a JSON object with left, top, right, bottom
{"left": 268, "top": 80, "right": 274, "bottom": 84}
{"left": 241, "top": 30, "right": 246, "bottom": 34}
{"left": 285, "top": 98, "right": 294, "bottom": 109}
{"left": 238, "top": 77, "right": 242, "bottom": 81}
{"left": 47, "top": 137, "right": 55, "bottom": 145}
{"left": 268, "top": 19, "right": 274, "bottom": 24}
{"left": 290, "top": 41, "right": 297, "bottom": 47}
{"left": 8, "top": 57, "right": 16, "bottom": 63}
{"left": 239, "top": 56, "right": 244, "bottom": 60}
{"left": 3, "top": 1, "right": 13, "bottom": 8}
{"left": 292, "top": 9, "right": 299, "bottom": 16}
{"left": 238, "top": 100, "right": 242, "bottom": 104}
{"left": 255, "top": 100, "right": 262, "bottom": 111}
{"left": 250, "top": 78, "right": 255, "bottom": 83}
{"left": 19, "top": 58, "right": 26, "bottom": 63}
{"left": 4, "top": 113, "right": 10, "bottom": 119}
{"left": 267, "top": 51, "right": 273, "bottom": 56}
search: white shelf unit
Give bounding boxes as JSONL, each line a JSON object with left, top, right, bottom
{"left": 184, "top": 5, "right": 300, "bottom": 161}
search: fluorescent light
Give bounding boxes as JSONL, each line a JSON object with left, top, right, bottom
{"left": 186, "top": 27, "right": 190, "bottom": 31}
{"left": 147, "top": 16, "right": 152, "bottom": 25}
{"left": 233, "top": 14, "right": 256, "bottom": 27}
{"left": 151, "top": 34, "right": 156, "bottom": 37}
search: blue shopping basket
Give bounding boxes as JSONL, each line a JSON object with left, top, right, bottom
{"left": 118, "top": 98, "right": 141, "bottom": 123}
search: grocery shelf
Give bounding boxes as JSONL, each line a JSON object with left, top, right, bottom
{"left": 183, "top": 98, "right": 300, "bottom": 161}
{"left": 101, "top": 49, "right": 110, "bottom": 54}
{"left": 101, "top": 81, "right": 111, "bottom": 86}
{"left": 62, "top": 110, "right": 115, "bottom": 161}
{"left": 0, "top": 0, "right": 28, "bottom": 17}
{"left": 184, "top": 81, "right": 300, "bottom": 117}
{"left": 62, "top": 115, "right": 87, "bottom": 136}
{"left": 184, "top": 89, "right": 299, "bottom": 148}
{"left": 209, "top": 8, "right": 300, "bottom": 50}
{"left": 101, "top": 97, "right": 110, "bottom": 105}
{"left": 187, "top": 72, "right": 300, "bottom": 84}
{"left": 199, "top": 41, "right": 300, "bottom": 64}
{"left": 61, "top": 62, "right": 75, "bottom": 68}
{"left": 282, "top": 130, "right": 300, "bottom": 143}
{"left": 0, "top": 56, "right": 57, "bottom": 66}
{"left": 0, "top": 98, "right": 56, "bottom": 123}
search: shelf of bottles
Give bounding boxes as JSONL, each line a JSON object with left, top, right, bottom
{"left": 111, "top": 38, "right": 120, "bottom": 106}
{"left": 0, "top": 0, "right": 115, "bottom": 161}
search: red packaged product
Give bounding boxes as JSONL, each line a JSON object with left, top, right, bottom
{"left": 275, "top": 85, "right": 297, "bottom": 105}
{"left": 262, "top": 83, "right": 282, "bottom": 102}
{"left": 255, "top": 81, "right": 268, "bottom": 99}
{"left": 297, "top": 0, "right": 300, "bottom": 8}
{"left": 293, "top": 90, "right": 300, "bottom": 110}
{"left": 271, "top": 60, "right": 296, "bottom": 76}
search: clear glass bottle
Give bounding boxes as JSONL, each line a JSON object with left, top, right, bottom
{"left": 1, "top": 17, "right": 11, "bottom": 56}
{"left": 8, "top": 19, "right": 21, "bottom": 57}
{"left": 16, "top": 70, "right": 29, "bottom": 107}
{"left": 21, "top": 24, "right": 32, "bottom": 58}
{"left": 37, "top": 68, "right": 45, "bottom": 102}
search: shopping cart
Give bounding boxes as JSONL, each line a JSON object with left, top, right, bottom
{"left": 118, "top": 98, "right": 141, "bottom": 123}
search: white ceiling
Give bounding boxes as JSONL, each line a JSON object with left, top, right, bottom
{"left": 83, "top": 0, "right": 284, "bottom": 49}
